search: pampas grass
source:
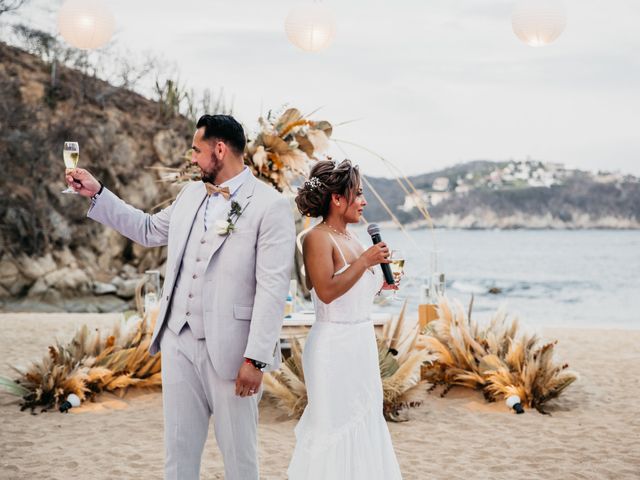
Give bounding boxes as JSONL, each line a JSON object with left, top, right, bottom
{"left": 263, "top": 302, "right": 433, "bottom": 422}
{"left": 3, "top": 314, "right": 161, "bottom": 413}
{"left": 421, "top": 296, "right": 578, "bottom": 414}
{"left": 379, "top": 301, "right": 434, "bottom": 421}
{"left": 262, "top": 337, "right": 308, "bottom": 419}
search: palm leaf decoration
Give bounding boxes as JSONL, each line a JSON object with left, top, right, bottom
{"left": 246, "top": 107, "right": 333, "bottom": 192}
{"left": 421, "top": 296, "right": 578, "bottom": 414}
{"left": 263, "top": 302, "right": 434, "bottom": 422}
{"left": 6, "top": 313, "right": 162, "bottom": 413}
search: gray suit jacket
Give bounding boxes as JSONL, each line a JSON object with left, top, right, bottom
{"left": 87, "top": 173, "right": 296, "bottom": 379}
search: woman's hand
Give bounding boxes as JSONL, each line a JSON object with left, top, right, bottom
{"left": 381, "top": 280, "right": 399, "bottom": 291}
{"left": 358, "top": 242, "right": 390, "bottom": 268}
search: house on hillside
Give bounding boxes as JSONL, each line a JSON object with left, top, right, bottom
{"left": 432, "top": 177, "right": 450, "bottom": 192}
{"left": 400, "top": 188, "right": 451, "bottom": 211}
{"left": 400, "top": 191, "right": 428, "bottom": 212}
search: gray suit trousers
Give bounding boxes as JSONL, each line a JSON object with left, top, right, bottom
{"left": 160, "top": 325, "right": 261, "bottom": 480}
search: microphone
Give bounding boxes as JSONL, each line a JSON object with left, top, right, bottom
{"left": 366, "top": 223, "right": 395, "bottom": 285}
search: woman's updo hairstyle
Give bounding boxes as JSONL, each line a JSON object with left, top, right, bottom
{"left": 295, "top": 159, "right": 360, "bottom": 218}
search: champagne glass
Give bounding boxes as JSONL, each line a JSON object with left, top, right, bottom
{"left": 389, "top": 250, "right": 405, "bottom": 301}
{"left": 143, "top": 270, "right": 161, "bottom": 312}
{"left": 143, "top": 270, "right": 161, "bottom": 329}
{"left": 61, "top": 141, "right": 80, "bottom": 194}
{"left": 430, "top": 250, "right": 445, "bottom": 296}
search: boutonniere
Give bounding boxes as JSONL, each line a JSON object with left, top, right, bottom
{"left": 215, "top": 200, "right": 244, "bottom": 236}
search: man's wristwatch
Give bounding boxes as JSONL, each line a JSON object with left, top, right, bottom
{"left": 244, "top": 358, "right": 267, "bottom": 371}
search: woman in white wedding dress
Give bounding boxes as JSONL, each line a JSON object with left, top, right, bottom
{"left": 288, "top": 160, "right": 402, "bottom": 480}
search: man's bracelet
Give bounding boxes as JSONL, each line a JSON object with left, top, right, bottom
{"left": 244, "top": 358, "right": 267, "bottom": 371}
{"left": 91, "top": 181, "right": 104, "bottom": 200}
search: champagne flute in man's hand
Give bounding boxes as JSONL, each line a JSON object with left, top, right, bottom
{"left": 61, "top": 142, "right": 80, "bottom": 194}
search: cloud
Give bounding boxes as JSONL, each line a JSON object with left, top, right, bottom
{"left": 10, "top": 0, "right": 640, "bottom": 176}
{"left": 459, "top": 1, "right": 514, "bottom": 20}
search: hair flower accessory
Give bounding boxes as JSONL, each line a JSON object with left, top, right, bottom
{"left": 304, "top": 177, "right": 323, "bottom": 190}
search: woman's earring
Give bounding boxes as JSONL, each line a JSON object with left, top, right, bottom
{"left": 337, "top": 202, "right": 341, "bottom": 206}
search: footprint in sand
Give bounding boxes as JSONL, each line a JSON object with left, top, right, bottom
{"left": 10, "top": 440, "right": 34, "bottom": 447}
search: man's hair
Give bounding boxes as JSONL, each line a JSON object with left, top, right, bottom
{"left": 196, "top": 114, "right": 246, "bottom": 155}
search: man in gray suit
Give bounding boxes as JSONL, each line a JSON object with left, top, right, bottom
{"left": 66, "top": 114, "right": 296, "bottom": 479}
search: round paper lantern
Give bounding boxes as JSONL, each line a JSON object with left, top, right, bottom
{"left": 285, "top": 3, "right": 336, "bottom": 52}
{"left": 57, "top": 0, "right": 115, "bottom": 50}
{"left": 512, "top": 0, "right": 567, "bottom": 47}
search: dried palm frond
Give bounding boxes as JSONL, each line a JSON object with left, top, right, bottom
{"left": 264, "top": 337, "right": 308, "bottom": 418}
{"left": 246, "top": 107, "right": 333, "bottom": 192}
{"left": 422, "top": 296, "right": 578, "bottom": 413}
{"left": 8, "top": 313, "right": 162, "bottom": 413}
{"left": 381, "top": 348, "right": 431, "bottom": 421}
{"left": 384, "top": 300, "right": 407, "bottom": 353}
{"left": 263, "top": 308, "right": 434, "bottom": 422}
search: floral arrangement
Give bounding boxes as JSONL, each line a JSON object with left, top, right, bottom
{"left": 0, "top": 313, "right": 161, "bottom": 413}
{"left": 421, "top": 297, "right": 578, "bottom": 414}
{"left": 246, "top": 107, "right": 332, "bottom": 191}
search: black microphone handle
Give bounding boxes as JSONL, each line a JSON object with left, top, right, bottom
{"left": 370, "top": 233, "right": 395, "bottom": 285}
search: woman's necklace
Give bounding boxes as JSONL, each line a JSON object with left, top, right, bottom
{"left": 322, "top": 221, "right": 352, "bottom": 240}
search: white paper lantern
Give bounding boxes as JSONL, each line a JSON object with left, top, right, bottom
{"left": 58, "top": 0, "right": 115, "bottom": 50}
{"left": 285, "top": 3, "right": 336, "bottom": 52}
{"left": 512, "top": 0, "right": 567, "bottom": 47}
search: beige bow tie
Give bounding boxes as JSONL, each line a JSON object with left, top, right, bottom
{"left": 204, "top": 182, "right": 231, "bottom": 200}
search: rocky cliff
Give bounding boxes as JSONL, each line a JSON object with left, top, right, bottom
{"left": 0, "top": 42, "right": 191, "bottom": 311}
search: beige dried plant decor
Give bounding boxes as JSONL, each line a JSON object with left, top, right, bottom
{"left": 2, "top": 312, "right": 161, "bottom": 413}
{"left": 421, "top": 297, "right": 577, "bottom": 414}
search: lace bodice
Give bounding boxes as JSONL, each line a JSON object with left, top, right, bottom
{"left": 310, "top": 233, "right": 381, "bottom": 324}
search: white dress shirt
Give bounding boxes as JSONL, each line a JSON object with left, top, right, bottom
{"left": 203, "top": 166, "right": 251, "bottom": 231}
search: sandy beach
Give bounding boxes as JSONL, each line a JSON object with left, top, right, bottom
{"left": 1, "top": 313, "right": 638, "bottom": 480}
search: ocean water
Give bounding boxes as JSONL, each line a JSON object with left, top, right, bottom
{"left": 345, "top": 228, "right": 640, "bottom": 330}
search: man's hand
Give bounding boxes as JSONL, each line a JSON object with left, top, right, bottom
{"left": 65, "top": 168, "right": 101, "bottom": 198}
{"left": 235, "top": 362, "right": 263, "bottom": 397}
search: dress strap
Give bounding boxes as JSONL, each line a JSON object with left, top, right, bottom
{"left": 327, "top": 233, "right": 349, "bottom": 271}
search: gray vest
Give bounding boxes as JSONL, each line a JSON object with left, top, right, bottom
{"left": 166, "top": 199, "right": 217, "bottom": 338}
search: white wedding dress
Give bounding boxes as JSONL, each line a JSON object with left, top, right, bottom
{"left": 288, "top": 234, "right": 402, "bottom": 479}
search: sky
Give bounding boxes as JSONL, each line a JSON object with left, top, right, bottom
{"left": 8, "top": 0, "right": 640, "bottom": 178}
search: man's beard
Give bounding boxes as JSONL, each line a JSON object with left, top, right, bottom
{"left": 201, "top": 151, "right": 222, "bottom": 184}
